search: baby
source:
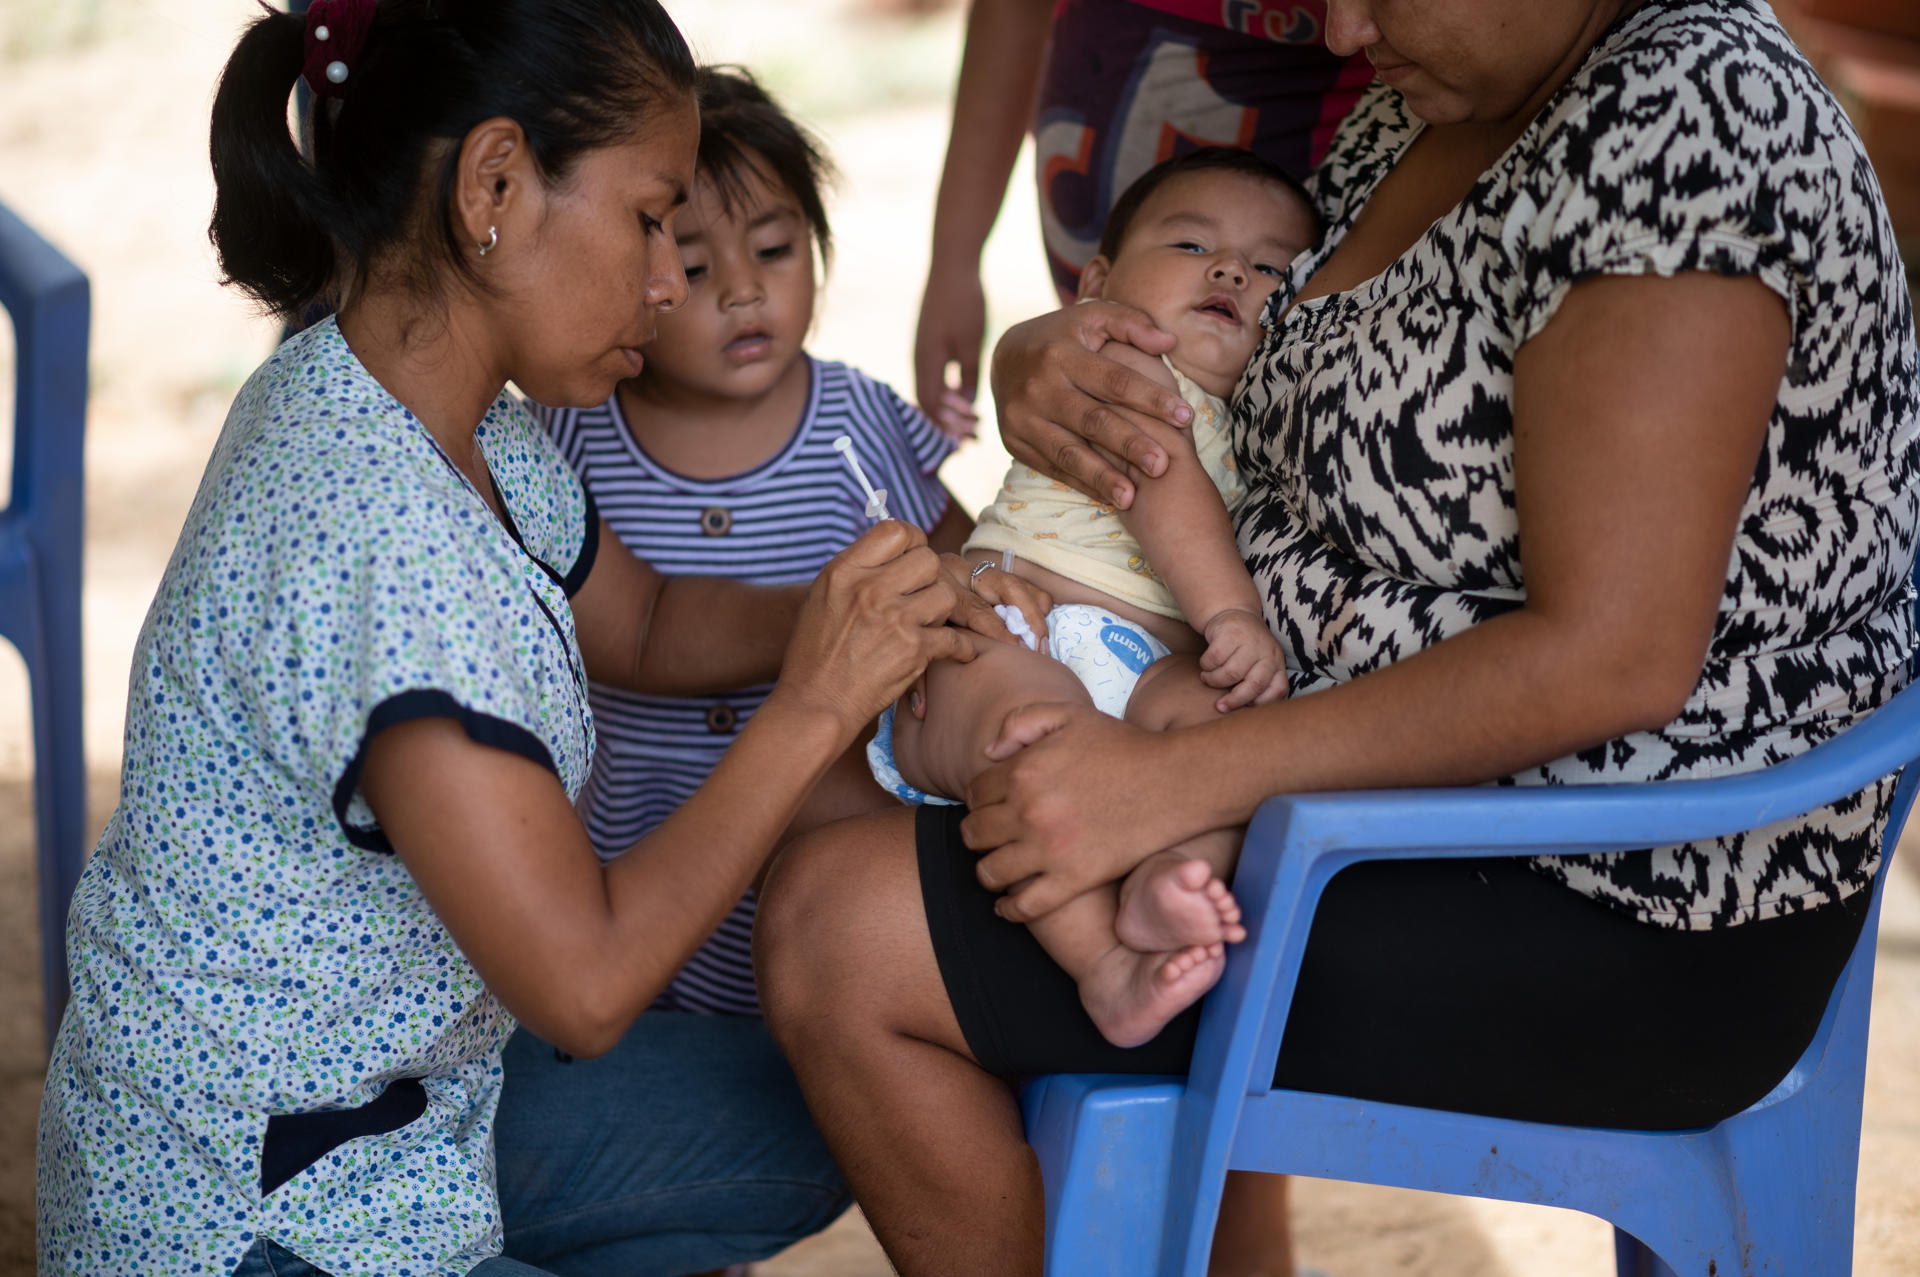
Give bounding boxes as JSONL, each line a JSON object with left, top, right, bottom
{"left": 875, "top": 148, "right": 1321, "bottom": 1047}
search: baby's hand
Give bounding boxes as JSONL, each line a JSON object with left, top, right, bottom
{"left": 1197, "top": 608, "right": 1288, "bottom": 711}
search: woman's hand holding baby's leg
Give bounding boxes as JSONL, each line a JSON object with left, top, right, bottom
{"left": 1004, "top": 657, "right": 1245, "bottom": 1048}
{"left": 893, "top": 643, "right": 1235, "bottom": 1049}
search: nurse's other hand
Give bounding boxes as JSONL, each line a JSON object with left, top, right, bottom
{"left": 937, "top": 554, "right": 1053, "bottom": 647}
{"left": 990, "top": 301, "right": 1191, "bottom": 510}
{"left": 780, "top": 521, "right": 976, "bottom": 734}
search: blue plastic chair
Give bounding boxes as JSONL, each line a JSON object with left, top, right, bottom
{"left": 0, "top": 200, "right": 91, "bottom": 1052}
{"left": 1024, "top": 579, "right": 1920, "bottom": 1275}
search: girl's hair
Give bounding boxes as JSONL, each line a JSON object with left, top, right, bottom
{"left": 209, "top": 0, "right": 696, "bottom": 317}
{"left": 692, "top": 66, "right": 836, "bottom": 267}
{"left": 1096, "top": 147, "right": 1317, "bottom": 261}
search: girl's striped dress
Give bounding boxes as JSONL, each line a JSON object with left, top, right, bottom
{"left": 538, "top": 356, "right": 955, "bottom": 1013}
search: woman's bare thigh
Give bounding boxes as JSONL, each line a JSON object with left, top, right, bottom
{"left": 756, "top": 807, "right": 975, "bottom": 1057}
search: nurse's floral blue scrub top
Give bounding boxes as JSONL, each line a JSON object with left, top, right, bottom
{"left": 37, "top": 317, "right": 598, "bottom": 1277}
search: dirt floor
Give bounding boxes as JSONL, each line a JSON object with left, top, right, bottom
{"left": 2, "top": 2, "right": 1919, "bottom": 1274}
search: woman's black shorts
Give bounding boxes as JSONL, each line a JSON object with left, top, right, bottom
{"left": 916, "top": 804, "right": 1872, "bottom": 1131}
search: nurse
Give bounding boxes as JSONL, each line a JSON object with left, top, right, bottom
{"left": 35, "top": 2, "right": 1004, "bottom": 1274}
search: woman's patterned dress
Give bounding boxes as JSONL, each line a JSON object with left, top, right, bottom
{"left": 1233, "top": 0, "right": 1920, "bottom": 929}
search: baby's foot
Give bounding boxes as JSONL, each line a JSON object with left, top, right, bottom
{"left": 1080, "top": 942, "right": 1228, "bottom": 1048}
{"left": 1115, "top": 856, "right": 1246, "bottom": 953}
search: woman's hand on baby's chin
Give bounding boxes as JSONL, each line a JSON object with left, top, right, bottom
{"left": 960, "top": 703, "right": 1176, "bottom": 923}
{"left": 991, "top": 301, "right": 1192, "bottom": 510}
{"left": 777, "top": 522, "right": 978, "bottom": 736}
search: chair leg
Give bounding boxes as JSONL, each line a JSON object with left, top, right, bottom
{"left": 22, "top": 586, "right": 86, "bottom": 1051}
{"left": 1721, "top": 1122, "right": 1860, "bottom": 1275}
{"left": 1023, "top": 1076, "right": 1184, "bottom": 1276}
{"left": 1610, "top": 1094, "right": 1862, "bottom": 1277}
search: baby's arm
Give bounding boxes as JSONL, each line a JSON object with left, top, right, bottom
{"left": 1101, "top": 343, "right": 1287, "bottom": 710}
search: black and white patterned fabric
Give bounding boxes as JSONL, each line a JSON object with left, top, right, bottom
{"left": 1231, "top": 0, "right": 1920, "bottom": 929}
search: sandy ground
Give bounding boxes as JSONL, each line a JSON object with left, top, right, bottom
{"left": 1, "top": 2, "right": 1918, "bottom": 1273}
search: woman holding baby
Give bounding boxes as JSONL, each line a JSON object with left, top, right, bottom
{"left": 757, "top": 0, "right": 1920, "bottom": 1273}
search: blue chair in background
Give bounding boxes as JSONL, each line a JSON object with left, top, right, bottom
{"left": 1025, "top": 574, "right": 1920, "bottom": 1275}
{"left": 0, "top": 200, "right": 91, "bottom": 1052}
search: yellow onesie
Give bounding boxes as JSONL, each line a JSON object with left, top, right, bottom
{"left": 964, "top": 356, "right": 1244, "bottom": 620}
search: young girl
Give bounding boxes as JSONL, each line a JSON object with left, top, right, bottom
{"left": 882, "top": 149, "right": 1321, "bottom": 1048}
{"left": 537, "top": 66, "right": 971, "bottom": 1014}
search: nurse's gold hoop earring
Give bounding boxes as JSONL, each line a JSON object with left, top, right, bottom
{"left": 477, "top": 226, "right": 498, "bottom": 258}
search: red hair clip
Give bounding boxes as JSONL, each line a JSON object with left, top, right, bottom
{"left": 303, "top": 0, "right": 378, "bottom": 100}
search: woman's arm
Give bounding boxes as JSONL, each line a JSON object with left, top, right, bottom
{"left": 363, "top": 522, "right": 975, "bottom": 1056}
{"left": 570, "top": 499, "right": 997, "bottom": 696}
{"left": 964, "top": 270, "right": 1790, "bottom": 920}
{"left": 913, "top": 0, "right": 1056, "bottom": 433}
{"left": 568, "top": 521, "right": 806, "bottom": 695}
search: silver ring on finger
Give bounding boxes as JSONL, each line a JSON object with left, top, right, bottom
{"left": 968, "top": 559, "right": 995, "bottom": 593}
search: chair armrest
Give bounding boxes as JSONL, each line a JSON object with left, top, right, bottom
{"left": 1184, "top": 677, "right": 1920, "bottom": 1105}
{"left": 1244, "top": 675, "right": 1920, "bottom": 865}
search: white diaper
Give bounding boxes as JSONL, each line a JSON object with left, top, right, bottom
{"left": 1039, "top": 603, "right": 1172, "bottom": 718}
{"left": 865, "top": 603, "right": 1172, "bottom": 806}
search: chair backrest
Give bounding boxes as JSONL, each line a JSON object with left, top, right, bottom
{"left": 1785, "top": 535, "right": 1920, "bottom": 1090}
{"left": 1747, "top": 734, "right": 1915, "bottom": 1114}
{"left": 0, "top": 200, "right": 90, "bottom": 522}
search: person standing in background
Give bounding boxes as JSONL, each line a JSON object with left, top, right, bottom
{"left": 913, "top": 0, "right": 1370, "bottom": 437}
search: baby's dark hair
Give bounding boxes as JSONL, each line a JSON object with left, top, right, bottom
{"left": 1096, "top": 147, "right": 1317, "bottom": 261}
{"left": 209, "top": 0, "right": 695, "bottom": 318}
{"left": 693, "top": 66, "right": 836, "bottom": 267}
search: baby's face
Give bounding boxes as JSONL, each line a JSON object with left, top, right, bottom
{"left": 1082, "top": 169, "right": 1317, "bottom": 398}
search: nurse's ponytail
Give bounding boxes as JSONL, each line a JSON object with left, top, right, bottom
{"left": 209, "top": 9, "right": 339, "bottom": 318}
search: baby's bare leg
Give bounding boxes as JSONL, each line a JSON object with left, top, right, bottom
{"left": 889, "top": 640, "right": 1090, "bottom": 804}
{"left": 892, "top": 645, "right": 1226, "bottom": 1048}
{"left": 1115, "top": 655, "right": 1249, "bottom": 952}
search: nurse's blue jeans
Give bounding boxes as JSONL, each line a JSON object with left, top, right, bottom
{"left": 232, "top": 1013, "right": 850, "bottom": 1277}
{"left": 492, "top": 1012, "right": 851, "bottom": 1275}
